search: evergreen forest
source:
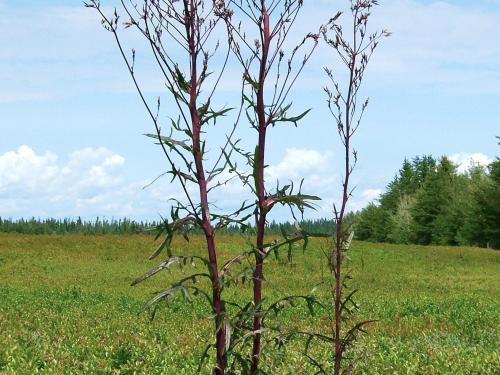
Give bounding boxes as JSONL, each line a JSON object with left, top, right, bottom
{"left": 355, "top": 149, "right": 500, "bottom": 249}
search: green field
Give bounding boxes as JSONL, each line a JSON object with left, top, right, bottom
{"left": 0, "top": 234, "right": 499, "bottom": 374}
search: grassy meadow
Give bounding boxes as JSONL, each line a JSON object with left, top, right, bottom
{"left": 0, "top": 233, "right": 499, "bottom": 374}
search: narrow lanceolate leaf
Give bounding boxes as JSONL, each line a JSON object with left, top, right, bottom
{"left": 132, "top": 256, "right": 207, "bottom": 286}
{"left": 131, "top": 259, "right": 174, "bottom": 286}
{"left": 244, "top": 73, "right": 260, "bottom": 92}
{"left": 166, "top": 85, "right": 188, "bottom": 104}
{"left": 143, "top": 274, "right": 211, "bottom": 311}
{"left": 196, "top": 343, "right": 212, "bottom": 373}
{"left": 271, "top": 108, "right": 312, "bottom": 127}
{"left": 201, "top": 107, "right": 234, "bottom": 126}
{"left": 197, "top": 101, "right": 210, "bottom": 118}
{"left": 174, "top": 170, "right": 198, "bottom": 183}
{"left": 148, "top": 235, "right": 170, "bottom": 260}
{"left": 143, "top": 288, "right": 175, "bottom": 310}
{"left": 144, "top": 133, "right": 192, "bottom": 152}
{"left": 174, "top": 65, "right": 190, "bottom": 93}
{"left": 270, "top": 193, "right": 322, "bottom": 212}
{"left": 341, "top": 320, "right": 378, "bottom": 352}
{"left": 285, "top": 108, "right": 312, "bottom": 124}
{"left": 302, "top": 235, "right": 309, "bottom": 252}
{"left": 342, "top": 230, "right": 355, "bottom": 251}
{"left": 224, "top": 318, "right": 232, "bottom": 351}
{"left": 340, "top": 289, "right": 359, "bottom": 314}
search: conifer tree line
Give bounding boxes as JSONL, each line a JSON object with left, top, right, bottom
{"left": 0, "top": 217, "right": 155, "bottom": 235}
{"left": 0, "top": 216, "right": 352, "bottom": 236}
{"left": 354, "top": 146, "right": 500, "bottom": 249}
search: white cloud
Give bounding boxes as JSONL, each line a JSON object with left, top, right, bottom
{"left": 261, "top": 148, "right": 383, "bottom": 218}
{"left": 0, "top": 145, "right": 145, "bottom": 218}
{"left": 449, "top": 152, "right": 493, "bottom": 174}
{"left": 314, "top": 187, "right": 383, "bottom": 218}
{"left": 0, "top": 144, "right": 383, "bottom": 220}
{"left": 0, "top": 145, "right": 59, "bottom": 196}
{"left": 0, "top": 145, "right": 241, "bottom": 220}
{"left": 63, "top": 147, "right": 126, "bottom": 194}
{"left": 266, "top": 148, "right": 332, "bottom": 181}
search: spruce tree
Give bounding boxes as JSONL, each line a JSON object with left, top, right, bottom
{"left": 411, "top": 157, "right": 455, "bottom": 245}
{"left": 478, "top": 157, "right": 500, "bottom": 248}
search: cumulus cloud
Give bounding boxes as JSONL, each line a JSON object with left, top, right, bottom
{"left": 449, "top": 152, "right": 493, "bottom": 174}
{"left": 266, "top": 148, "right": 332, "bottom": 181}
{"left": 0, "top": 145, "right": 383, "bottom": 220}
{"left": 313, "top": 187, "right": 383, "bottom": 218}
{"left": 0, "top": 146, "right": 125, "bottom": 197}
{"left": 0, "top": 145, "right": 59, "bottom": 196}
{"left": 361, "top": 188, "right": 383, "bottom": 202}
{"left": 260, "top": 148, "right": 383, "bottom": 218}
{"left": 0, "top": 145, "right": 251, "bottom": 220}
{"left": 0, "top": 145, "right": 145, "bottom": 218}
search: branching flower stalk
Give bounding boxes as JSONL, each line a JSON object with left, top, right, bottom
{"left": 216, "top": 1, "right": 321, "bottom": 372}
{"left": 85, "top": 1, "right": 243, "bottom": 373}
{"left": 322, "top": 1, "right": 389, "bottom": 374}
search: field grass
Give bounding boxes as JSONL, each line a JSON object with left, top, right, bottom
{"left": 0, "top": 233, "right": 499, "bottom": 374}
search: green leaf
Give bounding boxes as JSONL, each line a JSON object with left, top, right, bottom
{"left": 144, "top": 133, "right": 192, "bottom": 152}
{"left": 269, "top": 193, "right": 321, "bottom": 213}
{"left": 244, "top": 73, "right": 260, "bottom": 92}
{"left": 148, "top": 235, "right": 170, "bottom": 260}
{"left": 197, "top": 101, "right": 210, "bottom": 118}
{"left": 175, "top": 65, "right": 190, "bottom": 93}
{"left": 201, "top": 107, "right": 233, "bottom": 126}
{"left": 271, "top": 107, "right": 312, "bottom": 127}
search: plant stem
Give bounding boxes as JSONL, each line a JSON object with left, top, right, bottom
{"left": 333, "top": 14, "right": 357, "bottom": 374}
{"left": 251, "top": 1, "right": 271, "bottom": 373}
{"left": 185, "top": 0, "right": 225, "bottom": 372}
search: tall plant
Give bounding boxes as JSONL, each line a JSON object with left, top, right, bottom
{"left": 216, "top": 1, "right": 321, "bottom": 372}
{"left": 294, "top": 1, "right": 388, "bottom": 373}
{"left": 324, "top": 2, "right": 388, "bottom": 373}
{"left": 85, "top": 1, "right": 245, "bottom": 373}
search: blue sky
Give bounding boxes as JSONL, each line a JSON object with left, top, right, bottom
{"left": 1, "top": 0, "right": 499, "bottom": 220}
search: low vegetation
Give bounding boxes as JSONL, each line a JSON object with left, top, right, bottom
{"left": 0, "top": 234, "right": 498, "bottom": 374}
